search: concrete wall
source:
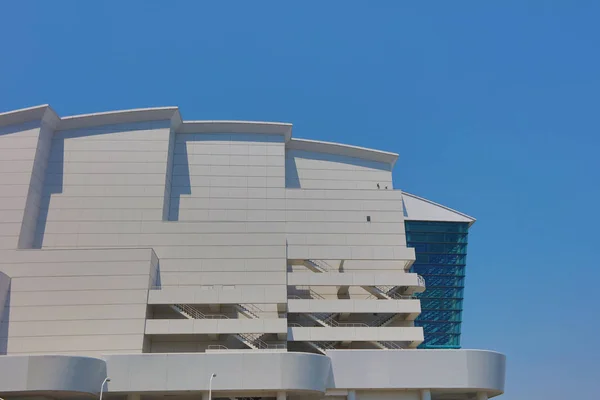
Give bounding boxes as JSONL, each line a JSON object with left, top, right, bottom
{"left": 170, "top": 132, "right": 286, "bottom": 221}
{"left": 286, "top": 149, "right": 393, "bottom": 190}
{"left": 0, "top": 350, "right": 505, "bottom": 397}
{"left": 286, "top": 189, "right": 411, "bottom": 262}
{"left": 0, "top": 354, "right": 107, "bottom": 395}
{"left": 0, "top": 248, "right": 155, "bottom": 355}
{"left": 0, "top": 118, "right": 56, "bottom": 250}
{"left": 31, "top": 128, "right": 289, "bottom": 296}
{"left": 35, "top": 120, "right": 173, "bottom": 249}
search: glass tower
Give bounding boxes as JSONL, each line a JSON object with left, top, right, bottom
{"left": 405, "top": 221, "right": 469, "bottom": 349}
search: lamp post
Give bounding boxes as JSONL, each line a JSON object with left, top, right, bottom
{"left": 208, "top": 373, "right": 217, "bottom": 400}
{"left": 99, "top": 377, "right": 111, "bottom": 400}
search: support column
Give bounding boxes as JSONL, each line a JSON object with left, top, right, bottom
{"left": 277, "top": 392, "right": 286, "bottom": 400}
{"left": 347, "top": 390, "right": 356, "bottom": 400}
{"left": 420, "top": 390, "right": 431, "bottom": 400}
{"left": 476, "top": 392, "right": 488, "bottom": 400}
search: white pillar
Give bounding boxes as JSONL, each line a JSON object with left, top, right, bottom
{"left": 476, "top": 392, "right": 488, "bottom": 400}
{"left": 127, "top": 395, "right": 141, "bottom": 400}
{"left": 277, "top": 392, "right": 286, "bottom": 400}
{"left": 347, "top": 390, "right": 356, "bottom": 400}
{"left": 420, "top": 390, "right": 431, "bottom": 400}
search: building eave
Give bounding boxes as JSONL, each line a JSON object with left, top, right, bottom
{"left": 287, "top": 138, "right": 399, "bottom": 168}
{"left": 179, "top": 120, "right": 293, "bottom": 141}
{"left": 0, "top": 104, "right": 60, "bottom": 130}
{"left": 59, "top": 106, "right": 182, "bottom": 131}
{"left": 402, "top": 191, "right": 476, "bottom": 227}
{"left": 1, "top": 105, "right": 399, "bottom": 167}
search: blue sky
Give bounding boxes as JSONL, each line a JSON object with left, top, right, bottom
{"left": 1, "top": 1, "right": 599, "bottom": 398}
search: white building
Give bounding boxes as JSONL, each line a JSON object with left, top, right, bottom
{"left": 0, "top": 105, "right": 505, "bottom": 400}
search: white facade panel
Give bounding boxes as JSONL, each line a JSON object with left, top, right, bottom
{"left": 288, "top": 326, "right": 423, "bottom": 342}
{"left": 145, "top": 318, "right": 288, "bottom": 335}
{"left": 287, "top": 299, "right": 421, "bottom": 314}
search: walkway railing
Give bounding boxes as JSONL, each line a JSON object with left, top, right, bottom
{"left": 172, "top": 304, "right": 229, "bottom": 319}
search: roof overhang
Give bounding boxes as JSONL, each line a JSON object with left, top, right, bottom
{"left": 402, "top": 191, "right": 476, "bottom": 227}
{"left": 0, "top": 105, "right": 398, "bottom": 167}
{"left": 288, "top": 138, "right": 399, "bottom": 168}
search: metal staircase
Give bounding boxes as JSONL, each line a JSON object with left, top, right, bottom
{"left": 289, "top": 286, "right": 326, "bottom": 300}
{"left": 171, "top": 304, "right": 228, "bottom": 319}
{"left": 293, "top": 259, "right": 414, "bottom": 352}
{"left": 364, "top": 285, "right": 415, "bottom": 300}
{"left": 307, "top": 313, "right": 368, "bottom": 328}
{"left": 374, "top": 341, "right": 405, "bottom": 350}
{"left": 235, "top": 303, "right": 262, "bottom": 319}
{"left": 371, "top": 313, "right": 400, "bottom": 327}
{"left": 171, "top": 304, "right": 283, "bottom": 350}
{"left": 307, "top": 340, "right": 337, "bottom": 354}
{"left": 303, "top": 259, "right": 335, "bottom": 273}
{"left": 234, "top": 332, "right": 286, "bottom": 350}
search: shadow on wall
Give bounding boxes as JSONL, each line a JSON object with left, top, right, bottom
{"left": 0, "top": 121, "right": 39, "bottom": 136}
{"left": 286, "top": 155, "right": 301, "bottom": 188}
{"left": 0, "top": 282, "right": 10, "bottom": 355}
{"left": 168, "top": 139, "right": 190, "bottom": 221}
{"left": 34, "top": 137, "right": 63, "bottom": 248}
{"left": 402, "top": 199, "right": 409, "bottom": 218}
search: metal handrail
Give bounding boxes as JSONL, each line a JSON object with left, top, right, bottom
{"left": 371, "top": 313, "right": 397, "bottom": 327}
{"left": 378, "top": 341, "right": 405, "bottom": 349}
{"left": 237, "top": 303, "right": 263, "bottom": 318}
{"left": 306, "top": 259, "right": 335, "bottom": 272}
{"left": 375, "top": 285, "right": 396, "bottom": 293}
{"left": 310, "top": 313, "right": 368, "bottom": 328}
{"left": 313, "top": 341, "right": 337, "bottom": 350}
{"left": 335, "top": 322, "right": 369, "bottom": 327}
{"left": 237, "top": 333, "right": 286, "bottom": 350}
{"left": 173, "top": 304, "right": 229, "bottom": 320}
{"left": 293, "top": 319, "right": 369, "bottom": 328}
{"left": 366, "top": 292, "right": 416, "bottom": 300}
{"left": 293, "top": 286, "right": 326, "bottom": 300}
{"left": 387, "top": 292, "right": 416, "bottom": 300}
{"left": 207, "top": 345, "right": 229, "bottom": 350}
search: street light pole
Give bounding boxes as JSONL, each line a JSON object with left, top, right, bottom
{"left": 208, "top": 373, "right": 217, "bottom": 400}
{"left": 99, "top": 377, "right": 111, "bottom": 400}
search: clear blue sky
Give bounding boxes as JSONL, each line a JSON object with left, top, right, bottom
{"left": 1, "top": 2, "right": 599, "bottom": 398}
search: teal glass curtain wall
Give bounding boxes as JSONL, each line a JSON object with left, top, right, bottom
{"left": 404, "top": 221, "right": 469, "bottom": 349}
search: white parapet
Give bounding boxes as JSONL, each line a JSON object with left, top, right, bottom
{"left": 288, "top": 326, "right": 424, "bottom": 344}
{"left": 148, "top": 285, "right": 288, "bottom": 305}
{"left": 287, "top": 271, "right": 424, "bottom": 290}
{"left": 288, "top": 299, "right": 421, "bottom": 318}
{"left": 145, "top": 318, "right": 288, "bottom": 335}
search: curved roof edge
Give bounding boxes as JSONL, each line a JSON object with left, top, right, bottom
{"left": 402, "top": 191, "right": 476, "bottom": 226}
{"left": 60, "top": 106, "right": 182, "bottom": 131}
{"left": 0, "top": 104, "right": 60, "bottom": 130}
{"left": 0, "top": 105, "right": 397, "bottom": 166}
{"left": 179, "top": 120, "right": 292, "bottom": 141}
{"left": 288, "top": 138, "right": 399, "bottom": 167}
